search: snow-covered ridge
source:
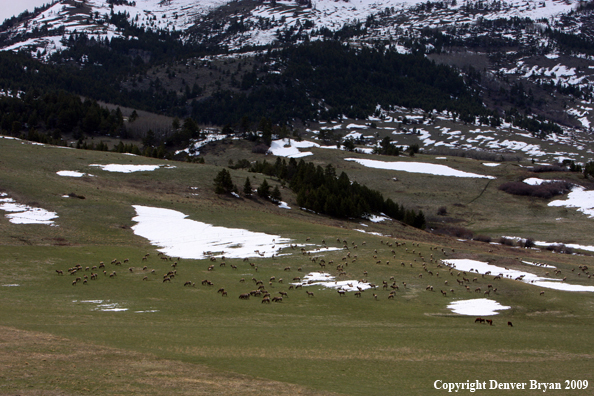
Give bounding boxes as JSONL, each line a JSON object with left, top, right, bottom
{"left": 0, "top": 0, "right": 581, "bottom": 59}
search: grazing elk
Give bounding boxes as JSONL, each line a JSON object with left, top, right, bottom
{"left": 508, "top": 321, "right": 513, "bottom": 327}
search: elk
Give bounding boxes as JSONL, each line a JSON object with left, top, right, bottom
{"left": 306, "top": 291, "right": 314, "bottom": 297}
{"left": 55, "top": 270, "right": 63, "bottom": 275}
{"left": 508, "top": 321, "right": 513, "bottom": 327}
{"left": 272, "top": 296, "right": 283, "bottom": 302}
{"left": 239, "top": 293, "right": 250, "bottom": 300}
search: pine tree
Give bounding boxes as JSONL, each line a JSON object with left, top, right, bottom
{"left": 257, "top": 179, "right": 270, "bottom": 198}
{"left": 270, "top": 185, "right": 282, "bottom": 202}
{"left": 243, "top": 177, "right": 252, "bottom": 196}
{"left": 214, "top": 169, "right": 234, "bottom": 194}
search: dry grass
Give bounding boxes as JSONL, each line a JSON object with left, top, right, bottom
{"left": 0, "top": 326, "right": 342, "bottom": 396}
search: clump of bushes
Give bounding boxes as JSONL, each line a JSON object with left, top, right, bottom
{"left": 498, "top": 181, "right": 572, "bottom": 199}
{"left": 498, "top": 237, "right": 516, "bottom": 246}
{"left": 545, "top": 244, "right": 574, "bottom": 254}
{"left": 473, "top": 235, "right": 492, "bottom": 243}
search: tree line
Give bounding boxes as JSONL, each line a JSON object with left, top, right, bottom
{"left": 222, "top": 157, "right": 426, "bottom": 229}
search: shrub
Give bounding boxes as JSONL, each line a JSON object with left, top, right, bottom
{"left": 498, "top": 237, "right": 515, "bottom": 246}
{"left": 252, "top": 144, "right": 270, "bottom": 154}
{"left": 498, "top": 181, "right": 572, "bottom": 199}
{"left": 473, "top": 235, "right": 492, "bottom": 243}
{"left": 546, "top": 244, "right": 574, "bottom": 254}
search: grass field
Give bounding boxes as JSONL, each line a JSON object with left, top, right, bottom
{"left": 1, "top": 137, "right": 594, "bottom": 395}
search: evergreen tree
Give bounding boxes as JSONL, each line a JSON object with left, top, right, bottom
{"left": 270, "top": 185, "right": 282, "bottom": 202}
{"left": 214, "top": 169, "right": 234, "bottom": 194}
{"left": 257, "top": 179, "right": 271, "bottom": 198}
{"left": 243, "top": 177, "right": 253, "bottom": 196}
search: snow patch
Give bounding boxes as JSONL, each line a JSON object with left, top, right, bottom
{"left": 447, "top": 298, "right": 511, "bottom": 316}
{"left": 89, "top": 164, "right": 175, "bottom": 173}
{"left": 345, "top": 158, "right": 495, "bottom": 179}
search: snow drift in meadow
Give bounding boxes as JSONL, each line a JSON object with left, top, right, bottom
{"left": 0, "top": 193, "right": 58, "bottom": 225}
{"left": 269, "top": 139, "right": 320, "bottom": 158}
{"left": 447, "top": 298, "right": 511, "bottom": 316}
{"left": 57, "top": 170, "right": 93, "bottom": 177}
{"left": 548, "top": 186, "right": 594, "bottom": 218}
{"left": 131, "top": 205, "right": 293, "bottom": 259}
{"left": 345, "top": 158, "right": 495, "bottom": 179}
{"left": 443, "top": 259, "right": 594, "bottom": 292}
{"left": 294, "top": 272, "right": 373, "bottom": 292}
{"left": 89, "top": 164, "right": 175, "bottom": 173}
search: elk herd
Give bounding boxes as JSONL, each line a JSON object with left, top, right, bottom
{"left": 55, "top": 235, "right": 585, "bottom": 328}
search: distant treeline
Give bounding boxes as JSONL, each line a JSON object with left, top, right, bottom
{"left": 192, "top": 41, "right": 493, "bottom": 125}
{"left": 249, "top": 157, "right": 426, "bottom": 228}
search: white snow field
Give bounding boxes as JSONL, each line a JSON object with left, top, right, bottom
{"left": 345, "top": 158, "right": 496, "bottom": 179}
{"left": 89, "top": 164, "right": 175, "bottom": 173}
{"left": 549, "top": 186, "right": 594, "bottom": 218}
{"left": 294, "top": 272, "right": 373, "bottom": 292}
{"left": 131, "top": 205, "right": 294, "bottom": 259}
{"left": 447, "top": 298, "right": 511, "bottom": 316}
{"left": 269, "top": 139, "right": 320, "bottom": 158}
{"left": 0, "top": 193, "right": 58, "bottom": 225}
{"left": 442, "top": 259, "right": 594, "bottom": 292}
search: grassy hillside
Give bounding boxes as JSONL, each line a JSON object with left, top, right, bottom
{"left": 1, "top": 137, "right": 593, "bottom": 395}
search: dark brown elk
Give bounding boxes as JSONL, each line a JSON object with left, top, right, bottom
{"left": 262, "top": 297, "right": 271, "bottom": 303}
{"left": 184, "top": 281, "right": 195, "bottom": 287}
{"left": 508, "top": 321, "right": 513, "bottom": 327}
{"left": 239, "top": 293, "right": 250, "bottom": 299}
{"left": 278, "top": 291, "right": 288, "bottom": 297}
{"left": 272, "top": 296, "right": 283, "bottom": 302}
{"left": 55, "top": 270, "right": 63, "bottom": 275}
{"left": 486, "top": 319, "right": 493, "bottom": 326}
{"left": 337, "top": 290, "right": 346, "bottom": 296}
{"left": 475, "top": 317, "right": 485, "bottom": 323}
{"left": 306, "top": 291, "right": 314, "bottom": 297}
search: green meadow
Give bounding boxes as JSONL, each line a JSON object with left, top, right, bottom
{"left": 1, "top": 137, "right": 593, "bottom": 395}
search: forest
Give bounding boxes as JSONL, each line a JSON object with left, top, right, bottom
{"left": 246, "top": 158, "right": 426, "bottom": 229}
